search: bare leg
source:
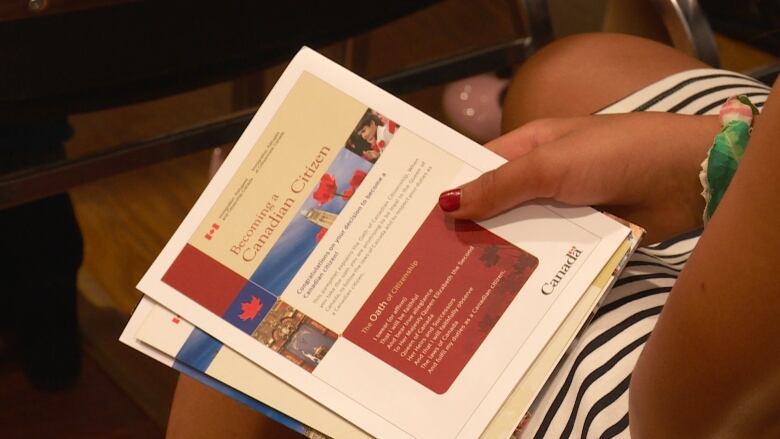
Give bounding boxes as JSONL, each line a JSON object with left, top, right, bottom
{"left": 167, "top": 374, "right": 302, "bottom": 439}
{"left": 501, "top": 32, "right": 709, "bottom": 131}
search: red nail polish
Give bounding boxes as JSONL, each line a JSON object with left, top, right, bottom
{"left": 439, "top": 188, "right": 461, "bottom": 212}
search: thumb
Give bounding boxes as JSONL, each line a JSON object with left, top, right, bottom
{"left": 485, "top": 116, "right": 589, "bottom": 159}
{"left": 438, "top": 147, "right": 562, "bottom": 220}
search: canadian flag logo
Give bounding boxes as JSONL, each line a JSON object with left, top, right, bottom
{"left": 204, "top": 223, "right": 220, "bottom": 241}
{"left": 238, "top": 296, "right": 263, "bottom": 321}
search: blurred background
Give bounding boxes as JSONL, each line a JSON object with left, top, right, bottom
{"left": 1, "top": 0, "right": 777, "bottom": 437}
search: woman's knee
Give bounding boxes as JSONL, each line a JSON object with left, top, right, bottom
{"left": 501, "top": 32, "right": 708, "bottom": 131}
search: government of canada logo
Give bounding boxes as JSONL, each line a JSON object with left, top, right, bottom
{"left": 541, "top": 246, "right": 582, "bottom": 295}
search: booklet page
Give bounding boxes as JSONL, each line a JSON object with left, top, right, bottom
{"left": 138, "top": 48, "right": 628, "bottom": 439}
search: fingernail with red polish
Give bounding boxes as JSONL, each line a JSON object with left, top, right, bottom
{"left": 439, "top": 188, "right": 461, "bottom": 212}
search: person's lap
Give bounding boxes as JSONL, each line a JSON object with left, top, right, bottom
{"left": 504, "top": 33, "right": 772, "bottom": 438}
{"left": 167, "top": 33, "right": 737, "bottom": 439}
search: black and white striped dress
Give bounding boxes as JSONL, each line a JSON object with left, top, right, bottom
{"left": 518, "top": 69, "right": 771, "bottom": 439}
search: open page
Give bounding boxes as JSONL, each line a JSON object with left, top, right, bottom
{"left": 136, "top": 47, "right": 629, "bottom": 439}
{"left": 125, "top": 224, "right": 640, "bottom": 439}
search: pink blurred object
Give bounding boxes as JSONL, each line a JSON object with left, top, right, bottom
{"left": 208, "top": 145, "right": 233, "bottom": 178}
{"left": 442, "top": 73, "right": 508, "bottom": 143}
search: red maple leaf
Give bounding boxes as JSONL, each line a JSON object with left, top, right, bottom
{"left": 312, "top": 173, "right": 337, "bottom": 205}
{"left": 238, "top": 296, "right": 263, "bottom": 321}
{"left": 315, "top": 227, "right": 328, "bottom": 243}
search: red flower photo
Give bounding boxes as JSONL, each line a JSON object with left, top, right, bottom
{"left": 312, "top": 169, "right": 369, "bottom": 205}
{"left": 349, "top": 169, "right": 367, "bottom": 188}
{"left": 312, "top": 173, "right": 338, "bottom": 205}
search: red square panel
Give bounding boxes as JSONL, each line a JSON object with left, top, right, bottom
{"left": 162, "top": 244, "right": 247, "bottom": 316}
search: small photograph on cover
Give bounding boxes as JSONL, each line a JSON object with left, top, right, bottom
{"left": 252, "top": 301, "right": 338, "bottom": 372}
{"left": 345, "top": 109, "right": 399, "bottom": 164}
{"left": 249, "top": 148, "right": 372, "bottom": 294}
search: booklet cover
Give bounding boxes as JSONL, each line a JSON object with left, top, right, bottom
{"left": 133, "top": 47, "right": 630, "bottom": 439}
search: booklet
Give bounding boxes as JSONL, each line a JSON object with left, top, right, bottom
{"left": 121, "top": 222, "right": 641, "bottom": 439}
{"left": 130, "top": 47, "right": 630, "bottom": 439}
{"left": 121, "top": 298, "right": 336, "bottom": 438}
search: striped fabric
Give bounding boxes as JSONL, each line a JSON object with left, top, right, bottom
{"left": 519, "top": 69, "right": 771, "bottom": 439}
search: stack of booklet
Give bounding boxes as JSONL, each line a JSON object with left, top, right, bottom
{"left": 121, "top": 48, "right": 643, "bottom": 439}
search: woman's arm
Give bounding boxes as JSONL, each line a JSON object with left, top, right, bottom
{"left": 628, "top": 83, "right": 780, "bottom": 438}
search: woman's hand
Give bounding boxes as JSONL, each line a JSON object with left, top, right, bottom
{"left": 440, "top": 112, "right": 720, "bottom": 243}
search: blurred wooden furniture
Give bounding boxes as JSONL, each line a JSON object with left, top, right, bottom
{"left": 1, "top": 0, "right": 545, "bottom": 208}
